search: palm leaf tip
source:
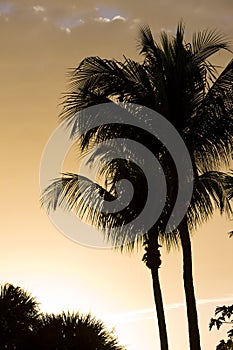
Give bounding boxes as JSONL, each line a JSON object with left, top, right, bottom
{"left": 40, "top": 173, "right": 120, "bottom": 228}
{"left": 192, "top": 28, "right": 231, "bottom": 53}
{"left": 41, "top": 177, "right": 65, "bottom": 213}
{"left": 137, "top": 24, "right": 155, "bottom": 54}
{"left": 176, "top": 19, "right": 185, "bottom": 42}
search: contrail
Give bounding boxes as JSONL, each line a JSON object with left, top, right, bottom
{"left": 103, "top": 296, "right": 233, "bottom": 324}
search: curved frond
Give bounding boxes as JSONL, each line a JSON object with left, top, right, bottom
{"left": 61, "top": 56, "right": 154, "bottom": 127}
{"left": 187, "top": 171, "right": 232, "bottom": 230}
{"left": 138, "top": 24, "right": 156, "bottom": 55}
{"left": 187, "top": 60, "right": 233, "bottom": 170}
{"left": 61, "top": 89, "right": 111, "bottom": 127}
{"left": 192, "top": 29, "right": 231, "bottom": 62}
{"left": 222, "top": 170, "right": 233, "bottom": 200}
{"left": 41, "top": 173, "right": 115, "bottom": 218}
{"left": 41, "top": 173, "right": 148, "bottom": 250}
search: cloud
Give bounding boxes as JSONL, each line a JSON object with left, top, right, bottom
{"left": 104, "top": 297, "right": 233, "bottom": 324}
{"left": 56, "top": 16, "right": 85, "bottom": 33}
{"left": 95, "top": 15, "right": 126, "bottom": 23}
{"left": 60, "top": 26, "right": 71, "bottom": 33}
{"left": 1, "top": 0, "right": 232, "bottom": 41}
{"left": 1, "top": 0, "right": 232, "bottom": 66}
{"left": 33, "top": 5, "right": 45, "bottom": 13}
{"left": 196, "top": 297, "right": 233, "bottom": 307}
{"left": 95, "top": 16, "right": 111, "bottom": 23}
{"left": 95, "top": 4, "right": 126, "bottom": 19}
{"left": 112, "top": 15, "right": 126, "bottom": 21}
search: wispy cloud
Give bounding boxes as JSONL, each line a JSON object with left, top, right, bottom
{"left": 95, "top": 15, "right": 126, "bottom": 23}
{"left": 56, "top": 16, "right": 85, "bottom": 33}
{"left": 33, "top": 5, "right": 45, "bottom": 13}
{"left": 94, "top": 5, "right": 127, "bottom": 24}
{"left": 104, "top": 297, "right": 233, "bottom": 324}
{"left": 112, "top": 15, "right": 126, "bottom": 22}
{"left": 196, "top": 297, "right": 233, "bottom": 306}
{"left": 95, "top": 16, "right": 111, "bottom": 23}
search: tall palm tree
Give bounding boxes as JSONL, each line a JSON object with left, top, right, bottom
{"left": 0, "top": 283, "right": 40, "bottom": 349}
{"left": 27, "top": 311, "right": 125, "bottom": 350}
{"left": 42, "top": 22, "right": 233, "bottom": 350}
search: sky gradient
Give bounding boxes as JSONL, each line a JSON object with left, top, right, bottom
{"left": 1, "top": 1, "right": 232, "bottom": 349}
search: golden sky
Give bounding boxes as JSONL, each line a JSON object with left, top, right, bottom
{"left": 0, "top": 1, "right": 232, "bottom": 349}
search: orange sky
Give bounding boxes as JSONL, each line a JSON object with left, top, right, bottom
{"left": 0, "top": 1, "right": 232, "bottom": 349}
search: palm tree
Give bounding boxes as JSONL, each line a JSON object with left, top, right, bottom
{"left": 28, "top": 311, "right": 125, "bottom": 350}
{"left": 41, "top": 22, "right": 233, "bottom": 350}
{"left": 0, "top": 283, "right": 40, "bottom": 349}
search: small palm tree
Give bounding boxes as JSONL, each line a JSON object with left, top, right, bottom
{"left": 28, "top": 311, "right": 125, "bottom": 350}
{"left": 0, "top": 283, "right": 40, "bottom": 349}
{"left": 42, "top": 22, "right": 233, "bottom": 350}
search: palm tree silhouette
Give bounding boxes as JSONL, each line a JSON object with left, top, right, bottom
{"left": 42, "top": 22, "right": 233, "bottom": 350}
{"left": 28, "top": 311, "right": 125, "bottom": 350}
{"left": 0, "top": 283, "right": 40, "bottom": 349}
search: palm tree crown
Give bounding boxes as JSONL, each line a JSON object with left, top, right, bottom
{"left": 42, "top": 22, "right": 233, "bottom": 247}
{"left": 30, "top": 311, "right": 125, "bottom": 350}
{"left": 0, "top": 283, "right": 40, "bottom": 349}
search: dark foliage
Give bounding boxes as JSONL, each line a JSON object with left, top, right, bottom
{"left": 0, "top": 284, "right": 125, "bottom": 350}
{"left": 210, "top": 304, "right": 233, "bottom": 349}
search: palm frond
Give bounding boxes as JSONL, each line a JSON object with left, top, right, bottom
{"left": 187, "top": 171, "right": 232, "bottom": 230}
{"left": 158, "top": 228, "right": 181, "bottom": 252}
{"left": 221, "top": 170, "right": 233, "bottom": 200}
{"left": 41, "top": 173, "right": 114, "bottom": 217}
{"left": 186, "top": 60, "right": 233, "bottom": 170}
{"left": 61, "top": 56, "right": 154, "bottom": 125}
{"left": 41, "top": 173, "right": 148, "bottom": 250}
{"left": 68, "top": 103, "right": 139, "bottom": 152}
{"left": 120, "top": 56, "right": 155, "bottom": 107}
{"left": 191, "top": 29, "right": 231, "bottom": 95}
{"left": 192, "top": 29, "right": 231, "bottom": 62}
{"left": 38, "top": 311, "right": 125, "bottom": 349}
{"left": 137, "top": 24, "right": 156, "bottom": 55}
{"left": 60, "top": 89, "right": 112, "bottom": 127}
{"left": 204, "top": 59, "right": 233, "bottom": 105}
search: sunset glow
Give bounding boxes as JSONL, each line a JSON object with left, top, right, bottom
{"left": 1, "top": 1, "right": 232, "bottom": 350}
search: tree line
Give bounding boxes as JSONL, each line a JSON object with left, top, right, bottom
{"left": 0, "top": 283, "right": 125, "bottom": 350}
{"left": 1, "top": 283, "right": 232, "bottom": 349}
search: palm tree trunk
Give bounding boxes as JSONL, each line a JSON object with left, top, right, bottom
{"left": 179, "top": 218, "right": 201, "bottom": 350}
{"left": 143, "top": 232, "right": 169, "bottom": 350}
{"left": 151, "top": 267, "right": 169, "bottom": 350}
